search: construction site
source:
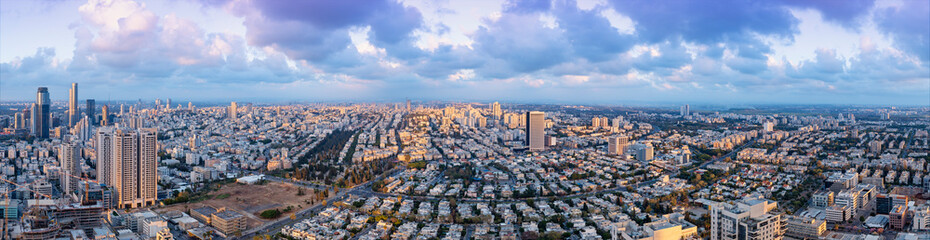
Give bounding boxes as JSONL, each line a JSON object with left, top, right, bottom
{"left": 153, "top": 180, "right": 327, "bottom": 229}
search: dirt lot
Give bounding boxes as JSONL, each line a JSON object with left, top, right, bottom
{"left": 154, "top": 181, "right": 327, "bottom": 228}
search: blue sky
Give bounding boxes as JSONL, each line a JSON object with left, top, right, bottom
{"left": 1, "top": 0, "right": 928, "bottom": 105}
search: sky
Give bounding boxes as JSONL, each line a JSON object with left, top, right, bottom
{"left": 0, "top": 0, "right": 928, "bottom": 105}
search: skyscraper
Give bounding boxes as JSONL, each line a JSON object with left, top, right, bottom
{"left": 69, "top": 82, "right": 79, "bottom": 127}
{"left": 491, "top": 102, "right": 502, "bottom": 119}
{"left": 86, "top": 99, "right": 96, "bottom": 125}
{"left": 101, "top": 105, "right": 110, "bottom": 126}
{"left": 32, "top": 87, "right": 51, "bottom": 138}
{"left": 95, "top": 128, "right": 114, "bottom": 186}
{"left": 59, "top": 142, "right": 81, "bottom": 195}
{"left": 14, "top": 112, "right": 25, "bottom": 129}
{"left": 406, "top": 99, "right": 411, "bottom": 111}
{"left": 525, "top": 111, "right": 545, "bottom": 151}
{"left": 228, "top": 102, "right": 238, "bottom": 119}
{"left": 680, "top": 104, "right": 690, "bottom": 117}
{"left": 105, "top": 127, "right": 158, "bottom": 209}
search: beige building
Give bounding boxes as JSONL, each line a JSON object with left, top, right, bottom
{"left": 212, "top": 210, "right": 247, "bottom": 236}
{"left": 710, "top": 196, "right": 785, "bottom": 240}
{"left": 785, "top": 216, "right": 825, "bottom": 240}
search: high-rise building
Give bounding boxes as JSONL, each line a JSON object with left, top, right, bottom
{"left": 72, "top": 115, "right": 94, "bottom": 141}
{"left": 60, "top": 142, "right": 82, "bottom": 196}
{"left": 32, "top": 87, "right": 51, "bottom": 138}
{"left": 187, "top": 102, "right": 193, "bottom": 111}
{"left": 86, "top": 99, "right": 96, "bottom": 125}
{"left": 611, "top": 117, "right": 622, "bottom": 132}
{"left": 104, "top": 127, "right": 158, "bottom": 209}
{"left": 95, "top": 128, "right": 115, "bottom": 186}
{"left": 710, "top": 196, "right": 784, "bottom": 240}
{"left": 680, "top": 104, "right": 690, "bottom": 117}
{"left": 591, "top": 117, "right": 600, "bottom": 129}
{"left": 406, "top": 99, "right": 411, "bottom": 111}
{"left": 525, "top": 111, "right": 545, "bottom": 151}
{"left": 228, "top": 102, "right": 238, "bottom": 119}
{"left": 165, "top": 98, "right": 171, "bottom": 110}
{"left": 14, "top": 112, "right": 25, "bottom": 129}
{"left": 69, "top": 83, "right": 79, "bottom": 127}
{"left": 491, "top": 102, "right": 502, "bottom": 119}
{"left": 101, "top": 105, "right": 110, "bottom": 126}
{"left": 635, "top": 143, "right": 654, "bottom": 161}
{"left": 608, "top": 135, "right": 629, "bottom": 156}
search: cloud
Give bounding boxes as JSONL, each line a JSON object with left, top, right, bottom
{"left": 0, "top": 0, "right": 927, "bottom": 104}
{"left": 781, "top": 0, "right": 875, "bottom": 28}
{"left": 607, "top": 0, "right": 799, "bottom": 44}
{"left": 874, "top": 0, "right": 930, "bottom": 62}
{"left": 472, "top": 13, "right": 572, "bottom": 76}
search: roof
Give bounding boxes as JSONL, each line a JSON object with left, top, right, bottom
{"left": 192, "top": 206, "right": 217, "bottom": 216}
{"left": 212, "top": 210, "right": 244, "bottom": 220}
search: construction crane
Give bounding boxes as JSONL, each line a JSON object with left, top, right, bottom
{"left": 0, "top": 178, "right": 52, "bottom": 199}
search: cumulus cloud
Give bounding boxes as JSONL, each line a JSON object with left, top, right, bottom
{"left": 0, "top": 0, "right": 927, "bottom": 104}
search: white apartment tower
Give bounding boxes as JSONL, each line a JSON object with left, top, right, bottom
{"left": 525, "top": 111, "right": 546, "bottom": 151}
{"left": 59, "top": 142, "right": 81, "bottom": 195}
{"left": 96, "top": 128, "right": 114, "bottom": 186}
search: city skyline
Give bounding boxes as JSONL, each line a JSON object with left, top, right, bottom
{"left": 1, "top": 0, "right": 928, "bottom": 105}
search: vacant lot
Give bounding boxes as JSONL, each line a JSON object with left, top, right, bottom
{"left": 155, "top": 181, "right": 330, "bottom": 228}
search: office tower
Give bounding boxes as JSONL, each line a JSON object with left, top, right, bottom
{"left": 491, "top": 102, "right": 502, "bottom": 119}
{"left": 69, "top": 83, "right": 79, "bottom": 127}
{"left": 228, "top": 102, "right": 238, "bottom": 119}
{"left": 406, "top": 99, "right": 411, "bottom": 111}
{"left": 710, "top": 196, "right": 784, "bottom": 240}
{"left": 59, "top": 142, "right": 81, "bottom": 195}
{"left": 101, "top": 105, "right": 110, "bottom": 126}
{"left": 166, "top": 98, "right": 171, "bottom": 109}
{"left": 525, "top": 111, "right": 545, "bottom": 151}
{"left": 188, "top": 102, "right": 193, "bottom": 111}
{"left": 155, "top": 99, "right": 161, "bottom": 110}
{"left": 608, "top": 135, "right": 629, "bottom": 155}
{"left": 95, "top": 128, "right": 114, "bottom": 186}
{"left": 120, "top": 104, "right": 125, "bottom": 116}
{"left": 14, "top": 112, "right": 25, "bottom": 129}
{"left": 108, "top": 127, "right": 158, "bottom": 209}
{"left": 32, "top": 87, "right": 51, "bottom": 138}
{"left": 680, "top": 104, "right": 690, "bottom": 117}
{"left": 29, "top": 103, "right": 37, "bottom": 134}
{"left": 86, "top": 99, "right": 96, "bottom": 125}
